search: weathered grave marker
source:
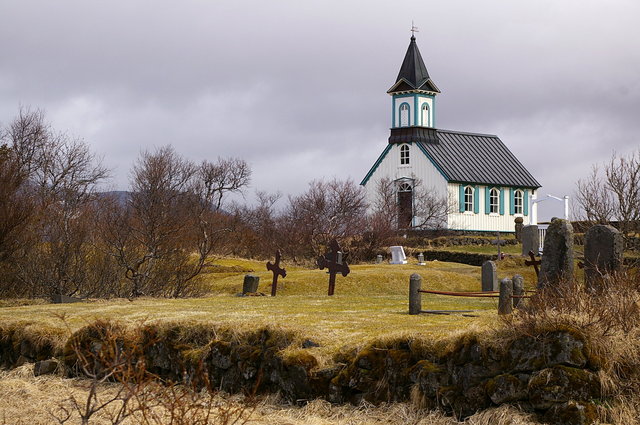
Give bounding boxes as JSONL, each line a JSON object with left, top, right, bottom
{"left": 512, "top": 274, "right": 524, "bottom": 308}
{"left": 481, "top": 260, "right": 498, "bottom": 292}
{"left": 538, "top": 218, "right": 574, "bottom": 289}
{"left": 522, "top": 225, "right": 539, "bottom": 256}
{"left": 498, "top": 278, "right": 513, "bottom": 315}
{"left": 417, "top": 252, "right": 426, "bottom": 265}
{"left": 376, "top": 254, "right": 383, "bottom": 264}
{"left": 409, "top": 273, "right": 422, "bottom": 315}
{"left": 317, "top": 239, "right": 350, "bottom": 296}
{"left": 389, "top": 246, "right": 408, "bottom": 264}
{"left": 242, "top": 274, "right": 260, "bottom": 294}
{"left": 525, "top": 251, "right": 541, "bottom": 278}
{"left": 266, "top": 250, "right": 287, "bottom": 296}
{"left": 584, "top": 224, "right": 623, "bottom": 290}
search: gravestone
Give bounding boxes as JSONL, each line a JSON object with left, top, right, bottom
{"left": 498, "top": 278, "right": 513, "bottom": 315}
{"left": 514, "top": 217, "right": 524, "bottom": 242}
{"left": 242, "top": 274, "right": 260, "bottom": 294}
{"left": 512, "top": 274, "right": 524, "bottom": 308}
{"left": 481, "top": 260, "right": 498, "bottom": 292}
{"left": 376, "top": 254, "right": 383, "bottom": 264}
{"left": 389, "top": 246, "right": 408, "bottom": 264}
{"left": 417, "top": 252, "right": 425, "bottom": 265}
{"left": 538, "top": 219, "right": 574, "bottom": 289}
{"left": 584, "top": 224, "right": 623, "bottom": 290}
{"left": 409, "top": 273, "right": 422, "bottom": 315}
{"left": 522, "top": 225, "right": 539, "bottom": 256}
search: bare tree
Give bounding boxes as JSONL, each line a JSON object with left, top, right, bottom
{"left": 372, "top": 176, "right": 449, "bottom": 231}
{"left": 0, "top": 145, "right": 33, "bottom": 264}
{"left": 574, "top": 150, "right": 640, "bottom": 235}
{"left": 605, "top": 150, "right": 640, "bottom": 235}
{"left": 574, "top": 165, "right": 615, "bottom": 224}
{"left": 199, "top": 157, "right": 251, "bottom": 211}
{"left": 1, "top": 109, "right": 109, "bottom": 299}
{"left": 412, "top": 179, "right": 450, "bottom": 230}
{"left": 101, "top": 147, "right": 250, "bottom": 298}
{"left": 283, "top": 178, "right": 367, "bottom": 258}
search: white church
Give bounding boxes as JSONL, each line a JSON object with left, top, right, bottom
{"left": 361, "top": 35, "right": 541, "bottom": 233}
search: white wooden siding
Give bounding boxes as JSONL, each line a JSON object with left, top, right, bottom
{"left": 363, "top": 143, "right": 448, "bottom": 208}
{"left": 447, "top": 184, "right": 536, "bottom": 232}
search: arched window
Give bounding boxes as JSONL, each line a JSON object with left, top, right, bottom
{"left": 399, "top": 103, "right": 409, "bottom": 127}
{"left": 464, "top": 186, "right": 474, "bottom": 212}
{"left": 421, "top": 103, "right": 430, "bottom": 127}
{"left": 514, "top": 189, "right": 524, "bottom": 215}
{"left": 399, "top": 144, "right": 410, "bottom": 165}
{"left": 397, "top": 182, "right": 413, "bottom": 228}
{"left": 490, "top": 188, "right": 499, "bottom": 214}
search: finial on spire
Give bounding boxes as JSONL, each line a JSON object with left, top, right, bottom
{"left": 411, "top": 21, "right": 419, "bottom": 39}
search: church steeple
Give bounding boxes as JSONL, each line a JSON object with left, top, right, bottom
{"left": 388, "top": 35, "right": 440, "bottom": 94}
{"left": 388, "top": 35, "right": 439, "bottom": 130}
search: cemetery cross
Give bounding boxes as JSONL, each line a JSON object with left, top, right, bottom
{"left": 525, "top": 250, "right": 541, "bottom": 278}
{"left": 317, "top": 239, "right": 350, "bottom": 296}
{"left": 266, "top": 250, "right": 287, "bottom": 296}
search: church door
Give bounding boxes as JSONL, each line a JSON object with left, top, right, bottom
{"left": 397, "top": 183, "right": 413, "bottom": 229}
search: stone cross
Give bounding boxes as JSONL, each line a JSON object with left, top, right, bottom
{"left": 584, "top": 224, "right": 623, "bottom": 291}
{"left": 491, "top": 232, "right": 506, "bottom": 260}
{"left": 538, "top": 218, "right": 574, "bottom": 289}
{"left": 266, "top": 250, "right": 287, "bottom": 296}
{"left": 317, "top": 239, "right": 350, "bottom": 296}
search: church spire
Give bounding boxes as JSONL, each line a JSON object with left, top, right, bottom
{"left": 388, "top": 35, "right": 440, "bottom": 94}
{"left": 388, "top": 33, "right": 439, "bottom": 129}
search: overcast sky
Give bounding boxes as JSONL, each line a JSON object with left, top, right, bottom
{"left": 1, "top": 0, "right": 639, "bottom": 221}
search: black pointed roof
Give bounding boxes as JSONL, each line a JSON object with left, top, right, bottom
{"left": 388, "top": 36, "right": 440, "bottom": 94}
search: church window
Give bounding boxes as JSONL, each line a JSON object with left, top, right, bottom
{"left": 399, "top": 103, "right": 409, "bottom": 127}
{"left": 421, "top": 103, "right": 430, "bottom": 127}
{"left": 514, "top": 189, "right": 524, "bottom": 215}
{"left": 489, "top": 188, "right": 499, "bottom": 214}
{"left": 400, "top": 144, "right": 410, "bottom": 165}
{"left": 464, "top": 186, "right": 474, "bottom": 212}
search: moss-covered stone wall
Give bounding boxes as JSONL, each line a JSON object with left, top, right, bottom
{"left": 0, "top": 321, "right": 602, "bottom": 425}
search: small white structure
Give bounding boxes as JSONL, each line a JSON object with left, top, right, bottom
{"left": 390, "top": 246, "right": 408, "bottom": 264}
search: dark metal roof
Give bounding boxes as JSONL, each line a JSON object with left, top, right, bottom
{"left": 415, "top": 129, "right": 541, "bottom": 188}
{"left": 388, "top": 36, "right": 440, "bottom": 94}
{"left": 388, "top": 127, "right": 438, "bottom": 144}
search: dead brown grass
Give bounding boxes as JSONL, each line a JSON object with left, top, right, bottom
{"left": 0, "top": 365, "right": 543, "bottom": 425}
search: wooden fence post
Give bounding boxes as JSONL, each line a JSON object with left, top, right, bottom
{"left": 409, "top": 273, "right": 422, "bottom": 315}
{"left": 498, "top": 278, "right": 513, "bottom": 315}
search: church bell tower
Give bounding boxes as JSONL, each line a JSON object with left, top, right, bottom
{"left": 387, "top": 35, "right": 440, "bottom": 144}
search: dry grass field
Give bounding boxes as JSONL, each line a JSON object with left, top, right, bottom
{"left": 0, "top": 256, "right": 536, "bottom": 359}
{"left": 0, "top": 254, "right": 560, "bottom": 425}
